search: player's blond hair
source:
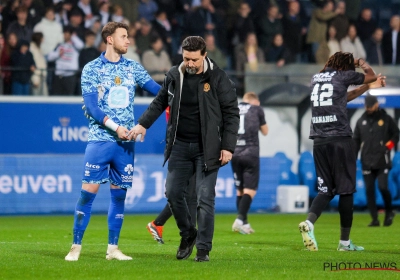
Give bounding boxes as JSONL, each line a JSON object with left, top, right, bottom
{"left": 243, "top": 92, "right": 259, "bottom": 102}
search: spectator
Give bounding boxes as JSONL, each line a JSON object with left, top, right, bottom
{"left": 124, "top": 36, "right": 141, "bottom": 63}
{"left": 6, "top": 5, "right": 33, "bottom": 43}
{"left": 47, "top": 26, "right": 82, "bottom": 96}
{"left": 88, "top": 18, "right": 103, "bottom": 48}
{"left": 235, "top": 32, "right": 264, "bottom": 72}
{"left": 151, "top": 10, "right": 172, "bottom": 56}
{"left": 10, "top": 39, "right": 36, "bottom": 95}
{"left": 33, "top": 6, "right": 63, "bottom": 57}
{"left": 20, "top": 0, "right": 45, "bottom": 27}
{"left": 356, "top": 8, "right": 377, "bottom": 43}
{"left": 382, "top": 15, "right": 400, "bottom": 65}
{"left": 364, "top": 28, "right": 384, "bottom": 65}
{"left": 184, "top": 0, "right": 225, "bottom": 51}
{"left": 327, "top": 25, "right": 341, "bottom": 57}
{"left": 135, "top": 18, "right": 154, "bottom": 56}
{"left": 343, "top": 0, "right": 361, "bottom": 23}
{"left": 282, "top": 0, "right": 306, "bottom": 63}
{"left": 111, "top": 4, "right": 129, "bottom": 26}
{"left": 230, "top": 1, "right": 254, "bottom": 47}
{"left": 79, "top": 30, "right": 100, "bottom": 70}
{"left": 68, "top": 8, "right": 88, "bottom": 44}
{"left": 76, "top": 0, "right": 99, "bottom": 28}
{"left": 1, "top": 0, "right": 19, "bottom": 35}
{"left": 54, "top": 0, "right": 74, "bottom": 27}
{"left": 30, "top": 32, "right": 48, "bottom": 95}
{"left": 138, "top": 0, "right": 158, "bottom": 22}
{"left": 0, "top": 32, "right": 16, "bottom": 95}
{"left": 306, "top": 0, "right": 338, "bottom": 62}
{"left": 266, "top": 33, "right": 290, "bottom": 67}
{"left": 142, "top": 35, "right": 172, "bottom": 84}
{"left": 340, "top": 24, "right": 366, "bottom": 60}
{"left": 204, "top": 33, "right": 226, "bottom": 69}
{"left": 329, "top": 1, "right": 349, "bottom": 42}
{"left": 97, "top": 0, "right": 111, "bottom": 28}
{"left": 255, "top": 5, "right": 283, "bottom": 52}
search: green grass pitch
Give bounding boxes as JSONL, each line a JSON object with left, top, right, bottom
{"left": 1, "top": 212, "right": 399, "bottom": 280}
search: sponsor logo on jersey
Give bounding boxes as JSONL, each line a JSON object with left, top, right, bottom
{"left": 115, "top": 76, "right": 122, "bottom": 85}
{"left": 312, "top": 115, "right": 338, "bottom": 124}
{"left": 312, "top": 71, "right": 336, "bottom": 82}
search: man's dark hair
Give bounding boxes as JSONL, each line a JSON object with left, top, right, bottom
{"left": 101, "top": 22, "right": 129, "bottom": 43}
{"left": 182, "top": 36, "right": 206, "bottom": 55}
{"left": 320, "top": 51, "right": 355, "bottom": 72}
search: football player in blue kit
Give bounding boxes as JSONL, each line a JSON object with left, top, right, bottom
{"left": 65, "top": 22, "right": 161, "bottom": 261}
{"left": 299, "top": 52, "right": 386, "bottom": 251}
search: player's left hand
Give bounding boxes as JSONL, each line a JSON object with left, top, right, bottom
{"left": 220, "top": 150, "right": 233, "bottom": 166}
{"left": 369, "top": 73, "right": 386, "bottom": 89}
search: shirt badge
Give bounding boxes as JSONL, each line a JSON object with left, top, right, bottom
{"left": 115, "top": 76, "right": 122, "bottom": 85}
{"left": 378, "top": 119, "right": 384, "bottom": 126}
{"left": 204, "top": 83, "right": 210, "bottom": 92}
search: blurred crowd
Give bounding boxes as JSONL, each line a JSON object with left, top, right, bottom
{"left": 0, "top": 0, "right": 399, "bottom": 96}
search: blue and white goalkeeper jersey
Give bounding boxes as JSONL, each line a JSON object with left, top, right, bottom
{"left": 81, "top": 52, "right": 152, "bottom": 142}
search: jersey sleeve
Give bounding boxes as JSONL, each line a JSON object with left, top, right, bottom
{"left": 258, "top": 106, "right": 267, "bottom": 126}
{"left": 81, "top": 63, "right": 98, "bottom": 96}
{"left": 340, "top": 70, "right": 365, "bottom": 87}
{"left": 132, "top": 61, "right": 152, "bottom": 88}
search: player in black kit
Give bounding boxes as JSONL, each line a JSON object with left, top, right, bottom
{"left": 231, "top": 92, "right": 268, "bottom": 234}
{"left": 298, "top": 52, "right": 386, "bottom": 251}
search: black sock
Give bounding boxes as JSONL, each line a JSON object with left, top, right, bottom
{"left": 154, "top": 204, "right": 173, "bottom": 226}
{"left": 236, "top": 196, "right": 242, "bottom": 212}
{"left": 339, "top": 194, "right": 353, "bottom": 240}
{"left": 308, "top": 194, "right": 333, "bottom": 224}
{"left": 238, "top": 194, "right": 252, "bottom": 224}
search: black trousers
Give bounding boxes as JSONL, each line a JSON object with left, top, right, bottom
{"left": 52, "top": 75, "right": 77, "bottom": 96}
{"left": 363, "top": 168, "right": 392, "bottom": 220}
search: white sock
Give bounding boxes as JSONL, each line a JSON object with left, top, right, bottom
{"left": 305, "top": 220, "right": 314, "bottom": 231}
{"left": 235, "top": 218, "right": 243, "bottom": 226}
{"left": 340, "top": 240, "right": 350, "bottom": 246}
{"left": 107, "top": 244, "right": 118, "bottom": 253}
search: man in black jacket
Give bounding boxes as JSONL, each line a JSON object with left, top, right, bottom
{"left": 130, "top": 36, "right": 239, "bottom": 262}
{"left": 353, "top": 94, "right": 399, "bottom": 227}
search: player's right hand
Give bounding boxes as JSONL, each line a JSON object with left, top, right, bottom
{"left": 116, "top": 126, "right": 130, "bottom": 141}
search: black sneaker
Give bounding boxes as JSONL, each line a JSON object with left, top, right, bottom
{"left": 194, "top": 249, "right": 209, "bottom": 262}
{"left": 176, "top": 229, "right": 197, "bottom": 260}
{"left": 384, "top": 211, "right": 395, "bottom": 226}
{"left": 368, "top": 220, "right": 380, "bottom": 227}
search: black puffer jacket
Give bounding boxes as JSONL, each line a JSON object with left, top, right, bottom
{"left": 353, "top": 108, "right": 399, "bottom": 169}
{"left": 138, "top": 57, "right": 239, "bottom": 171}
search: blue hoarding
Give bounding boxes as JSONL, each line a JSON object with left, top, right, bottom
{"left": 0, "top": 155, "right": 280, "bottom": 214}
{"left": 0, "top": 97, "right": 166, "bottom": 154}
